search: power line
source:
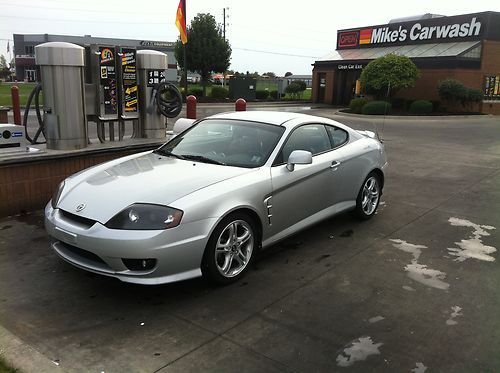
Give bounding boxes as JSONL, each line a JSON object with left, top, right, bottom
{"left": 1, "top": 2, "right": 172, "bottom": 17}
{"left": 0, "top": 14, "right": 176, "bottom": 27}
{"left": 233, "top": 47, "right": 318, "bottom": 59}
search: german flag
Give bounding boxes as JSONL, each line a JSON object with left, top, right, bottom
{"left": 175, "top": 0, "right": 187, "bottom": 44}
{"left": 359, "top": 29, "right": 373, "bottom": 45}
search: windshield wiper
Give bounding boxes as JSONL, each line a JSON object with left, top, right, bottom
{"left": 153, "top": 149, "right": 187, "bottom": 160}
{"left": 182, "top": 154, "right": 226, "bottom": 165}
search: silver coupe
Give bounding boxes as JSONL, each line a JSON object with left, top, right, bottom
{"left": 45, "top": 111, "right": 387, "bottom": 285}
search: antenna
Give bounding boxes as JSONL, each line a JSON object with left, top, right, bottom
{"left": 379, "top": 81, "right": 390, "bottom": 142}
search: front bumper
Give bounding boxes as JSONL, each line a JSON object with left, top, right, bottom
{"left": 44, "top": 203, "right": 217, "bottom": 284}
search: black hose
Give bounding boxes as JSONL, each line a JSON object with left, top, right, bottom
{"left": 147, "top": 82, "right": 183, "bottom": 118}
{"left": 23, "top": 83, "right": 45, "bottom": 144}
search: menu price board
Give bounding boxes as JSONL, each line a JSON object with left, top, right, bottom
{"left": 484, "top": 76, "right": 500, "bottom": 100}
{"left": 99, "top": 47, "right": 118, "bottom": 116}
{"left": 121, "top": 48, "right": 138, "bottom": 115}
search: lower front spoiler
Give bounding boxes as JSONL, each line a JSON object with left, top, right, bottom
{"left": 52, "top": 240, "right": 202, "bottom": 285}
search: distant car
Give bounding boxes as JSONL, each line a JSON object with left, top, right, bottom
{"left": 45, "top": 111, "right": 387, "bottom": 285}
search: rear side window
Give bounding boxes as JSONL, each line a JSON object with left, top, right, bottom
{"left": 281, "top": 124, "right": 331, "bottom": 162}
{"left": 326, "top": 125, "right": 348, "bottom": 148}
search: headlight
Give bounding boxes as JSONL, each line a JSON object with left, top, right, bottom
{"left": 105, "top": 204, "right": 183, "bottom": 230}
{"left": 51, "top": 180, "right": 65, "bottom": 209}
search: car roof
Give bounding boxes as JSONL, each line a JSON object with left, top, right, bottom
{"left": 209, "top": 111, "right": 313, "bottom": 126}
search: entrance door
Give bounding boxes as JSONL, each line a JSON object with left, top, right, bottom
{"left": 334, "top": 70, "right": 361, "bottom": 106}
{"left": 25, "top": 70, "right": 36, "bottom": 82}
{"left": 317, "top": 73, "right": 326, "bottom": 102}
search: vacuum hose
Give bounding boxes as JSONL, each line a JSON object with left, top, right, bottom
{"left": 146, "top": 82, "right": 183, "bottom": 118}
{"left": 23, "top": 83, "right": 45, "bottom": 144}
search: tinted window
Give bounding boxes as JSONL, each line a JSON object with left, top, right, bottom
{"left": 326, "top": 125, "right": 348, "bottom": 148}
{"left": 280, "top": 124, "right": 330, "bottom": 163}
{"left": 160, "top": 119, "right": 285, "bottom": 168}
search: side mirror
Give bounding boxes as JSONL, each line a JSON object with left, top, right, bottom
{"left": 286, "top": 150, "right": 312, "bottom": 171}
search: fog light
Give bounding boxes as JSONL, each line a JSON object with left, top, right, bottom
{"left": 122, "top": 258, "right": 156, "bottom": 271}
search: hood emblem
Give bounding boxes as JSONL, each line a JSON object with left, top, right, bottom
{"left": 76, "top": 203, "right": 86, "bottom": 212}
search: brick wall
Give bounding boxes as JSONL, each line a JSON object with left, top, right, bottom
{"left": 0, "top": 147, "right": 157, "bottom": 218}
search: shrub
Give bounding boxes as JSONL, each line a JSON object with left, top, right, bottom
{"left": 361, "top": 101, "right": 392, "bottom": 115}
{"left": 188, "top": 87, "right": 203, "bottom": 97}
{"left": 255, "top": 90, "right": 269, "bottom": 100}
{"left": 349, "top": 98, "right": 367, "bottom": 114}
{"left": 269, "top": 90, "right": 278, "bottom": 99}
{"left": 210, "top": 86, "right": 229, "bottom": 99}
{"left": 465, "top": 88, "right": 483, "bottom": 103}
{"left": 409, "top": 100, "right": 433, "bottom": 115}
{"left": 437, "top": 79, "right": 466, "bottom": 103}
{"left": 438, "top": 79, "right": 483, "bottom": 111}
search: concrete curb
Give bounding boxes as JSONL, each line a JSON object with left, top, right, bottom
{"left": 333, "top": 110, "right": 498, "bottom": 120}
{"left": 0, "top": 325, "right": 60, "bottom": 372}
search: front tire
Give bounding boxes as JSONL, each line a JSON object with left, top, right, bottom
{"left": 201, "top": 213, "right": 257, "bottom": 285}
{"left": 354, "top": 173, "right": 381, "bottom": 220}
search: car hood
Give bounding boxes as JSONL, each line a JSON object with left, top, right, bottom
{"left": 57, "top": 152, "right": 253, "bottom": 223}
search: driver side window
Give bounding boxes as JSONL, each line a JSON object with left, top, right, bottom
{"left": 279, "top": 124, "right": 330, "bottom": 164}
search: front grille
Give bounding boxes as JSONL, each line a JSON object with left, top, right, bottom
{"left": 59, "top": 209, "right": 96, "bottom": 229}
{"left": 60, "top": 242, "right": 107, "bottom": 266}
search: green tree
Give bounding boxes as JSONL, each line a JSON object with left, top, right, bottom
{"left": 263, "top": 72, "right": 276, "bottom": 78}
{"left": 175, "top": 13, "right": 231, "bottom": 96}
{"left": 360, "top": 53, "right": 419, "bottom": 99}
{"left": 285, "top": 80, "right": 307, "bottom": 99}
{"left": 284, "top": 72, "right": 293, "bottom": 77}
{"left": 0, "top": 55, "right": 10, "bottom": 79}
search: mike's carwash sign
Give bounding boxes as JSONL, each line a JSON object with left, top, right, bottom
{"left": 337, "top": 14, "right": 484, "bottom": 49}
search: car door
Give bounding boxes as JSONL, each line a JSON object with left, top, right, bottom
{"left": 269, "top": 124, "right": 345, "bottom": 239}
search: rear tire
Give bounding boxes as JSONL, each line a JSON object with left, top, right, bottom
{"left": 354, "top": 173, "right": 381, "bottom": 220}
{"left": 201, "top": 212, "right": 257, "bottom": 285}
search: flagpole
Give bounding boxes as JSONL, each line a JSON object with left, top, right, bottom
{"left": 183, "top": 44, "right": 187, "bottom": 98}
{"left": 183, "top": 0, "right": 187, "bottom": 98}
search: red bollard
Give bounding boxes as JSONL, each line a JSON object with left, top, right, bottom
{"left": 186, "top": 95, "right": 197, "bottom": 119}
{"left": 11, "top": 86, "right": 22, "bottom": 125}
{"left": 235, "top": 98, "right": 246, "bottom": 112}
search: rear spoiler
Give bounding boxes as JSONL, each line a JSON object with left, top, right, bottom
{"left": 356, "top": 130, "right": 376, "bottom": 139}
{"left": 357, "top": 130, "right": 382, "bottom": 142}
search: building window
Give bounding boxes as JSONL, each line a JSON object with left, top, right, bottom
{"left": 484, "top": 75, "right": 500, "bottom": 101}
{"left": 25, "top": 45, "right": 35, "bottom": 56}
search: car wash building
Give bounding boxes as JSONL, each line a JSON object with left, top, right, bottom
{"left": 312, "top": 11, "right": 500, "bottom": 114}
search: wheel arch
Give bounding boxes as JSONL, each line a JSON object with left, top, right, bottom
{"left": 370, "top": 168, "right": 385, "bottom": 192}
{"left": 225, "top": 207, "right": 263, "bottom": 248}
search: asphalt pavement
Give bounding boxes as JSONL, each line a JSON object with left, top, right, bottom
{"left": 1, "top": 107, "right": 499, "bottom": 372}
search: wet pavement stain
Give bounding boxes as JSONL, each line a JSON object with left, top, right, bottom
{"left": 340, "top": 229, "right": 354, "bottom": 237}
{"left": 390, "top": 239, "right": 449, "bottom": 290}
{"left": 0, "top": 225, "right": 12, "bottom": 230}
{"left": 336, "top": 336, "right": 383, "bottom": 367}
{"left": 446, "top": 305, "right": 463, "bottom": 325}
{"left": 448, "top": 217, "right": 497, "bottom": 262}
{"left": 412, "top": 362, "right": 428, "bottom": 373}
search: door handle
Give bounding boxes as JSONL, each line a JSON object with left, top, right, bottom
{"left": 330, "top": 161, "right": 341, "bottom": 169}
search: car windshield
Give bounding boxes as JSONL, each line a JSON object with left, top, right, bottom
{"left": 157, "top": 119, "right": 285, "bottom": 168}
